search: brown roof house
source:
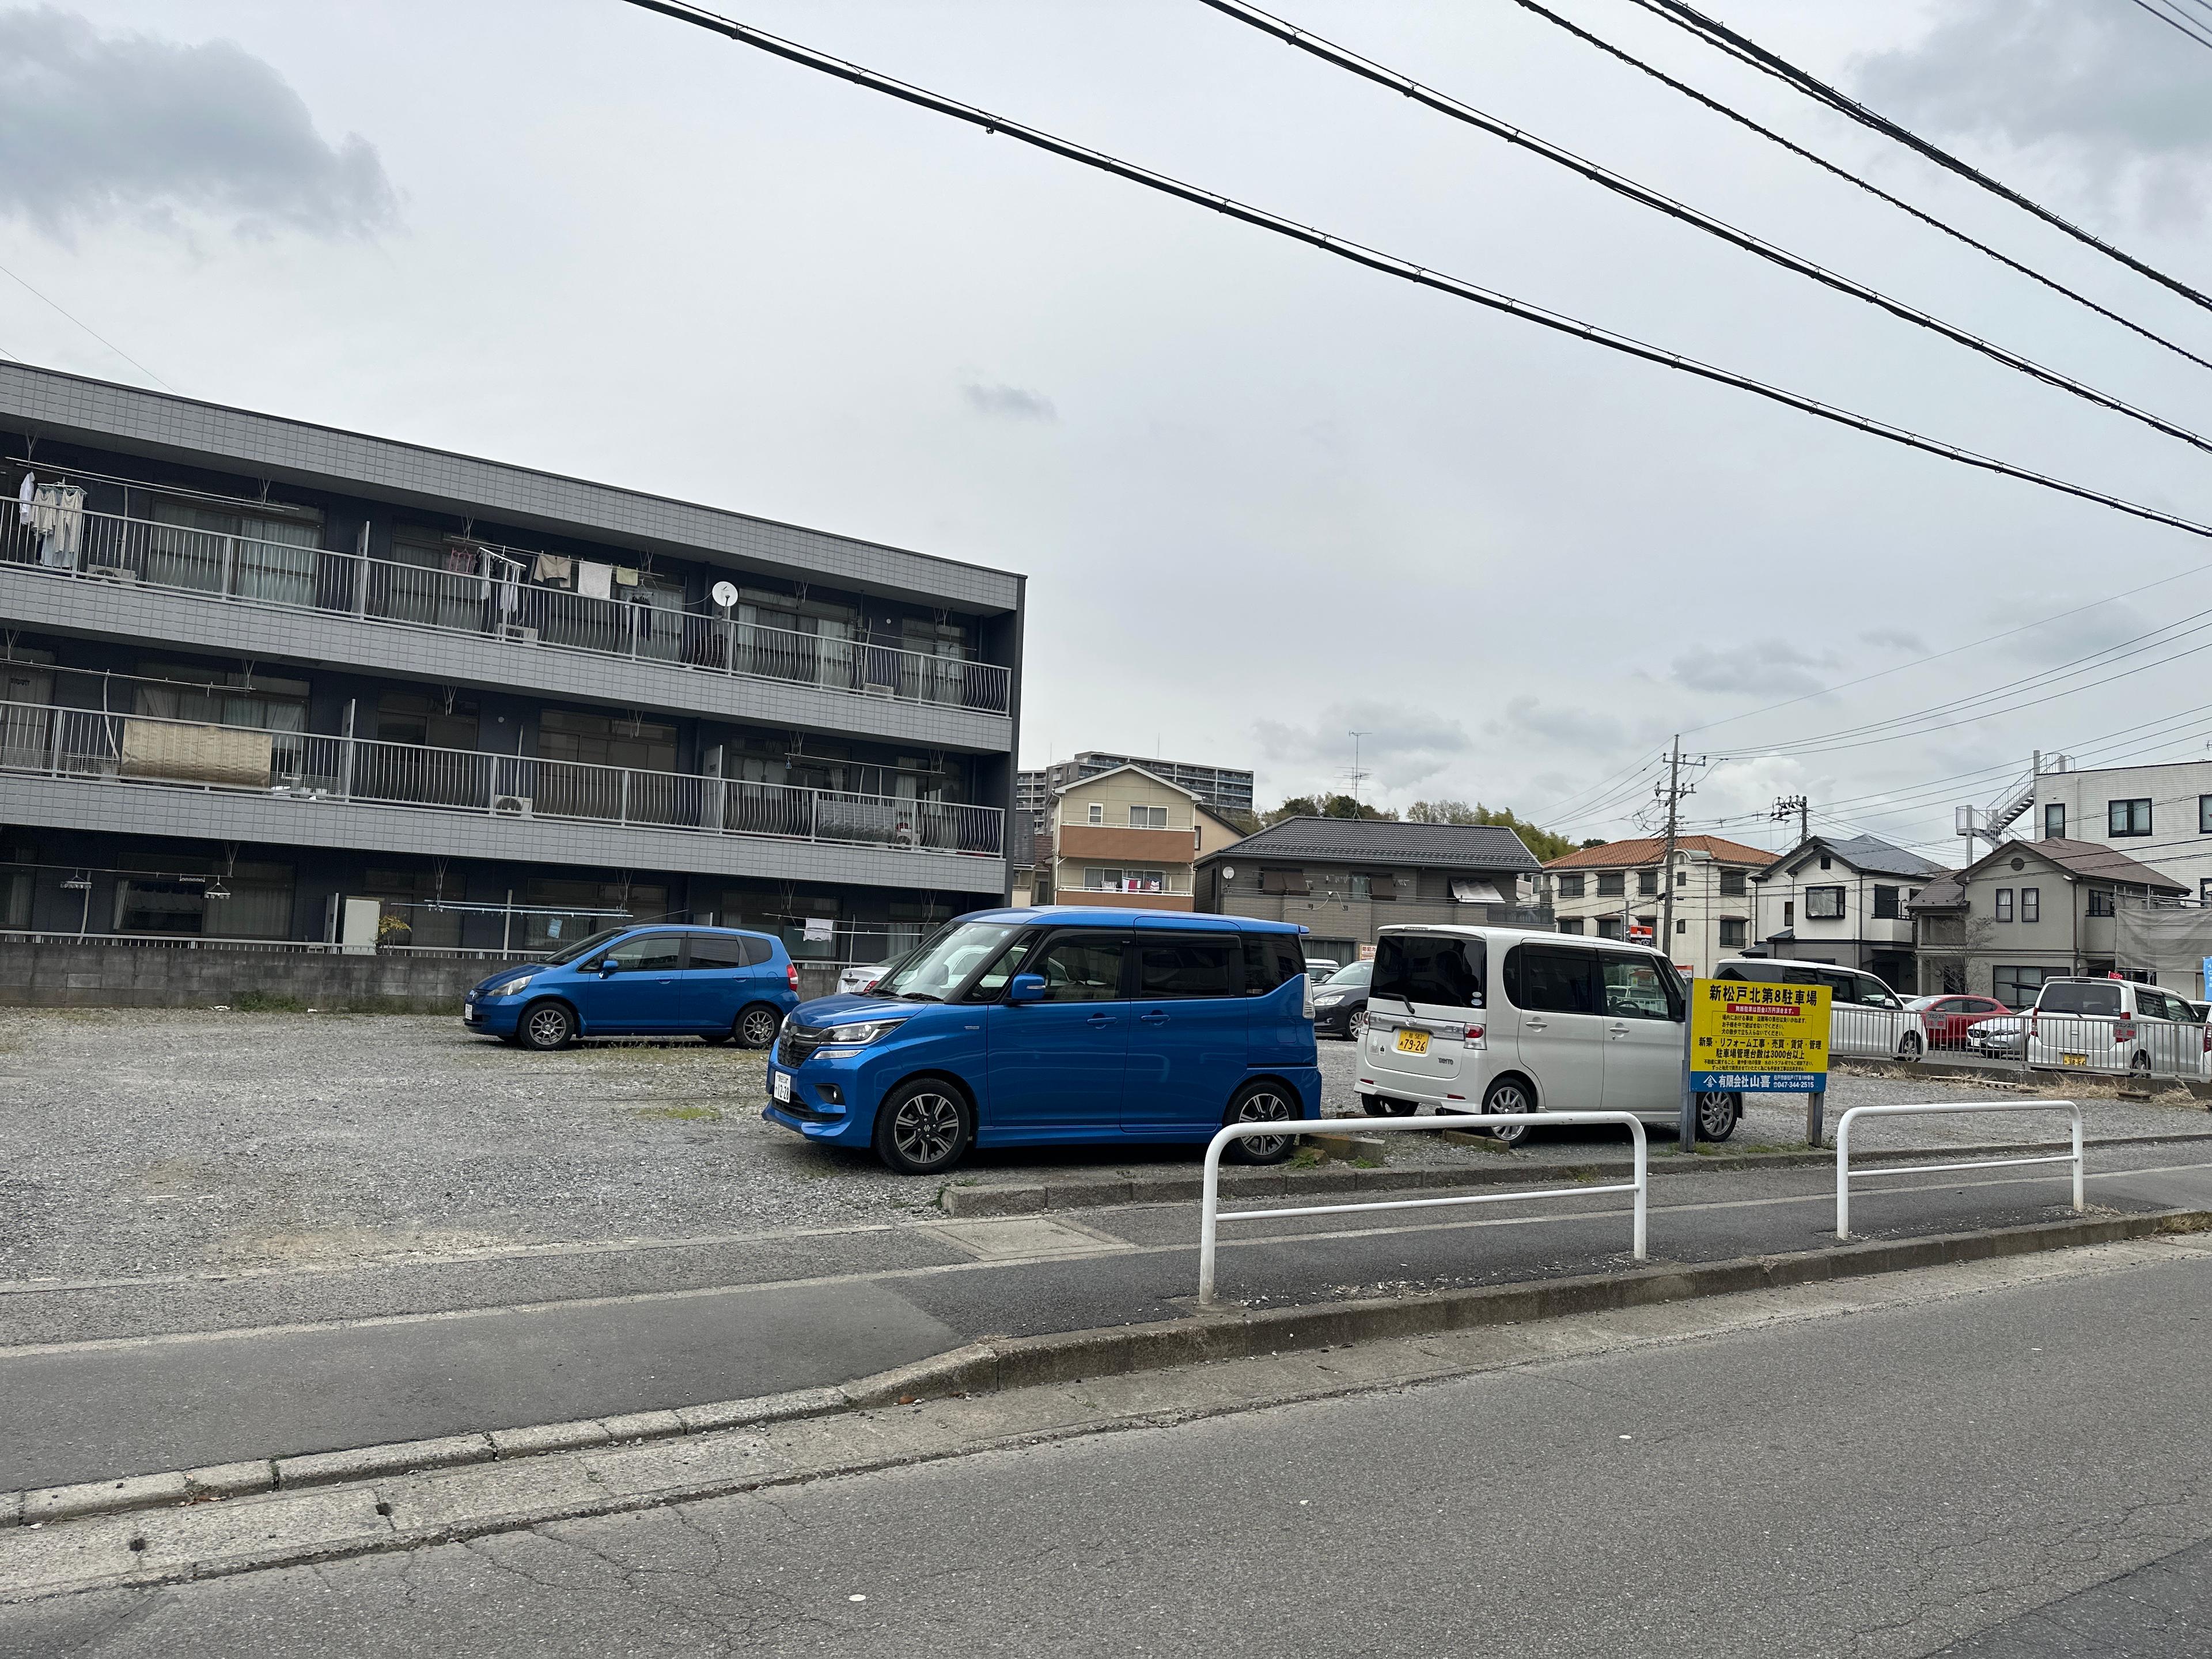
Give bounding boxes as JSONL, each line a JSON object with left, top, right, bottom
{"left": 1543, "top": 835, "right": 1772, "bottom": 975}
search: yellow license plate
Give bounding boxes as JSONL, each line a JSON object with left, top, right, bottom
{"left": 1396, "top": 1028, "right": 1430, "bottom": 1055}
{"left": 2061, "top": 1053, "right": 2088, "bottom": 1067}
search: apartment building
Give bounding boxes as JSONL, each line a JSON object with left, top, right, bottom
{"left": 0, "top": 363, "right": 1022, "bottom": 968}
{"left": 1543, "top": 834, "right": 1770, "bottom": 976}
{"left": 1018, "top": 752, "right": 1253, "bottom": 832}
{"left": 1038, "top": 765, "right": 1245, "bottom": 909}
{"left": 2031, "top": 759, "right": 2212, "bottom": 902}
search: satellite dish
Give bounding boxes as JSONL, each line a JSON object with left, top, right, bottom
{"left": 710, "top": 580, "right": 739, "bottom": 609}
{"left": 1221, "top": 866, "right": 1236, "bottom": 882}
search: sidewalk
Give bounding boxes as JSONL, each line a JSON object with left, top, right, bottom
{"left": 8, "top": 1138, "right": 2211, "bottom": 1494}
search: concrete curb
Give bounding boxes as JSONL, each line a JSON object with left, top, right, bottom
{"left": 1834, "top": 1055, "right": 2212, "bottom": 1100}
{"left": 9, "top": 1206, "right": 2209, "bottom": 1537}
{"left": 939, "top": 1129, "right": 2212, "bottom": 1217}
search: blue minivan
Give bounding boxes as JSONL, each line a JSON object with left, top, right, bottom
{"left": 464, "top": 925, "right": 799, "bottom": 1050}
{"left": 763, "top": 907, "right": 1321, "bottom": 1174}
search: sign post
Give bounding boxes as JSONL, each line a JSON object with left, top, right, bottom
{"left": 1686, "top": 978, "right": 1834, "bottom": 1149}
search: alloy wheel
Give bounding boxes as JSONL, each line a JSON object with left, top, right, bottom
{"left": 891, "top": 1092, "right": 963, "bottom": 1165}
{"left": 1696, "top": 1090, "right": 1736, "bottom": 1139}
{"left": 1483, "top": 1083, "right": 1532, "bottom": 1145}
{"left": 1347, "top": 1009, "right": 1367, "bottom": 1041}
{"left": 525, "top": 1005, "right": 570, "bottom": 1048}
{"left": 740, "top": 1007, "right": 780, "bottom": 1048}
{"left": 1234, "top": 1089, "right": 1294, "bottom": 1160}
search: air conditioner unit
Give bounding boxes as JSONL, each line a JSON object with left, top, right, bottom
{"left": 501, "top": 625, "right": 539, "bottom": 644}
{"left": 84, "top": 565, "right": 138, "bottom": 584}
{"left": 493, "top": 794, "right": 533, "bottom": 817}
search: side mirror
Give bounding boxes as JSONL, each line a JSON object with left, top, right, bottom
{"left": 597, "top": 959, "right": 621, "bottom": 976}
{"left": 1006, "top": 973, "right": 1046, "bottom": 1003}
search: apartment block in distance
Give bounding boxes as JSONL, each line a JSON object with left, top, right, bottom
{"left": 0, "top": 363, "right": 1022, "bottom": 968}
{"left": 1018, "top": 751, "right": 1254, "bottom": 832}
{"left": 1543, "top": 834, "right": 1770, "bottom": 976}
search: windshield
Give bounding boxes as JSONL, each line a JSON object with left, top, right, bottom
{"left": 876, "top": 921, "right": 1022, "bottom": 1001}
{"left": 541, "top": 925, "right": 632, "bottom": 967}
{"left": 1324, "top": 960, "right": 1372, "bottom": 988}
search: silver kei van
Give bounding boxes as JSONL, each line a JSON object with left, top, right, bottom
{"left": 1357, "top": 925, "right": 1743, "bottom": 1145}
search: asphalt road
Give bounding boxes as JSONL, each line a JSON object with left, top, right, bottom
{"left": 7, "top": 1145, "right": 2211, "bottom": 1491}
{"left": 10, "top": 1241, "right": 2211, "bottom": 1657}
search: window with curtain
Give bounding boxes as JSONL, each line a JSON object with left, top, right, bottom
{"left": 149, "top": 499, "right": 321, "bottom": 604}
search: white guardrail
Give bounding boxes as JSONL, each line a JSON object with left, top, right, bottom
{"left": 1196, "top": 1111, "right": 1647, "bottom": 1306}
{"left": 1835, "top": 1100, "right": 2084, "bottom": 1240}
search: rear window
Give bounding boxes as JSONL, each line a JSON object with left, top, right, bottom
{"left": 1240, "top": 931, "right": 1306, "bottom": 996}
{"left": 2037, "top": 982, "right": 2123, "bottom": 1017}
{"left": 1374, "top": 932, "right": 1488, "bottom": 1009}
{"left": 688, "top": 933, "right": 749, "bottom": 971}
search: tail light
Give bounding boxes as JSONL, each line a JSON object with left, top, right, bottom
{"left": 862, "top": 977, "right": 881, "bottom": 994}
{"left": 2201, "top": 1027, "right": 2210, "bottom": 1053}
{"left": 2115, "top": 1022, "right": 2136, "bottom": 1042}
{"left": 787, "top": 963, "right": 800, "bottom": 991}
{"left": 1301, "top": 977, "right": 1315, "bottom": 1020}
{"left": 1463, "top": 1024, "right": 1486, "bottom": 1048}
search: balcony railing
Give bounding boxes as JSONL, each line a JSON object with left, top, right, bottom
{"left": 0, "top": 700, "right": 1004, "bottom": 858}
{"left": 1, "top": 507, "right": 1012, "bottom": 716}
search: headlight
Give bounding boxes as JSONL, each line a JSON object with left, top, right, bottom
{"left": 1315, "top": 992, "right": 1347, "bottom": 1005}
{"left": 821, "top": 1018, "right": 906, "bottom": 1047}
{"left": 484, "top": 976, "right": 535, "bottom": 998}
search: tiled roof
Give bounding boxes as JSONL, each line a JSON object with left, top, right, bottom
{"left": 1544, "top": 834, "right": 1772, "bottom": 870}
{"left": 1764, "top": 834, "right": 1950, "bottom": 881}
{"left": 1973, "top": 838, "right": 2187, "bottom": 893}
{"left": 1195, "top": 817, "right": 1539, "bottom": 871}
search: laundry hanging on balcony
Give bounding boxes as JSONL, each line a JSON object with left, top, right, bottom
{"left": 577, "top": 560, "right": 613, "bottom": 601}
{"left": 15, "top": 471, "right": 32, "bottom": 527}
{"left": 531, "top": 552, "right": 573, "bottom": 587}
{"left": 29, "top": 482, "right": 85, "bottom": 568}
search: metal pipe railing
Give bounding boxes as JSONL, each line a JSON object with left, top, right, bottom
{"left": 0, "top": 505, "right": 1012, "bottom": 715}
{"left": 1196, "top": 1111, "right": 1649, "bottom": 1306}
{"left": 0, "top": 699, "right": 1005, "bottom": 858}
{"left": 1835, "top": 1100, "right": 2084, "bottom": 1240}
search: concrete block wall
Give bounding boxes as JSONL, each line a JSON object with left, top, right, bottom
{"left": 0, "top": 941, "right": 846, "bottom": 1012}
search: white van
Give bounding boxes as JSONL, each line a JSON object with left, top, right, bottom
{"left": 1358, "top": 926, "right": 1742, "bottom": 1144}
{"left": 2026, "top": 978, "right": 2205, "bottom": 1078}
{"left": 1711, "top": 959, "right": 1927, "bottom": 1061}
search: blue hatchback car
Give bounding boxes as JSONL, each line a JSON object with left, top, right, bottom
{"left": 763, "top": 907, "right": 1321, "bottom": 1174}
{"left": 464, "top": 925, "right": 799, "bottom": 1051}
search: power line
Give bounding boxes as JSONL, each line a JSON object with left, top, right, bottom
{"left": 2122, "top": 0, "right": 2212, "bottom": 51}
{"left": 615, "top": 0, "right": 2212, "bottom": 550}
{"left": 1199, "top": 0, "right": 2212, "bottom": 460}
{"left": 1625, "top": 0, "right": 2212, "bottom": 317}
{"left": 0, "top": 261, "right": 175, "bottom": 393}
{"left": 1501, "top": 0, "right": 2212, "bottom": 376}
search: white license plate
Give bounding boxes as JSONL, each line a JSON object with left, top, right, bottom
{"left": 772, "top": 1070, "right": 792, "bottom": 1103}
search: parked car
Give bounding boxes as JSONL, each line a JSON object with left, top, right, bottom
{"left": 839, "top": 952, "right": 912, "bottom": 997}
{"left": 464, "top": 925, "right": 799, "bottom": 1051}
{"left": 2025, "top": 978, "right": 2206, "bottom": 1078}
{"left": 1359, "top": 925, "right": 1744, "bottom": 1145}
{"left": 1905, "top": 993, "right": 2013, "bottom": 1049}
{"left": 1713, "top": 960, "right": 1929, "bottom": 1060}
{"left": 1967, "top": 1016, "right": 2027, "bottom": 1060}
{"left": 1312, "top": 959, "right": 1373, "bottom": 1040}
{"left": 763, "top": 907, "right": 1321, "bottom": 1173}
{"left": 1305, "top": 959, "right": 1342, "bottom": 985}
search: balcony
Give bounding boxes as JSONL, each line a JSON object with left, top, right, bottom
{"left": 2, "top": 507, "right": 1012, "bottom": 717}
{"left": 1, "top": 699, "right": 1003, "bottom": 863}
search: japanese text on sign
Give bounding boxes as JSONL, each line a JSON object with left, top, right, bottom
{"left": 1688, "top": 978, "right": 1832, "bottom": 1093}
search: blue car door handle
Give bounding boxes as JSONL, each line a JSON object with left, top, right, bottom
{"left": 1088, "top": 1013, "right": 1117, "bottom": 1025}
{"left": 1139, "top": 1011, "right": 1169, "bottom": 1025}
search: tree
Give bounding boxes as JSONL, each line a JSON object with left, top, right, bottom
{"left": 1406, "top": 799, "right": 1580, "bottom": 862}
{"left": 1263, "top": 793, "right": 1397, "bottom": 825}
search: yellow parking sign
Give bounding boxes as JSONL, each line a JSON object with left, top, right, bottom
{"left": 1689, "top": 978, "right": 1832, "bottom": 1093}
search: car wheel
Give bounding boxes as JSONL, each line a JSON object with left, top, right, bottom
{"left": 1359, "top": 1095, "right": 1419, "bottom": 1118}
{"left": 1897, "top": 1031, "right": 1924, "bottom": 1062}
{"left": 872, "top": 1079, "right": 974, "bottom": 1175}
{"left": 1222, "top": 1082, "right": 1299, "bottom": 1164}
{"left": 1480, "top": 1076, "right": 1535, "bottom": 1146}
{"left": 735, "top": 1004, "right": 782, "bottom": 1050}
{"left": 518, "top": 999, "right": 574, "bottom": 1051}
{"left": 1696, "top": 1090, "right": 1740, "bottom": 1142}
{"left": 1346, "top": 1008, "right": 1368, "bottom": 1043}
{"left": 2131, "top": 1050, "right": 2153, "bottom": 1079}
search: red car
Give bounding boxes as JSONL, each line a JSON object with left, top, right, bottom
{"left": 1908, "top": 994, "right": 2012, "bottom": 1049}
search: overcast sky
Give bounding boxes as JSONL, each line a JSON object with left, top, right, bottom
{"left": 6, "top": 0, "right": 2212, "bottom": 859}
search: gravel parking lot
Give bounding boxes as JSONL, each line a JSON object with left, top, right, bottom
{"left": 3, "top": 1009, "right": 2206, "bottom": 1281}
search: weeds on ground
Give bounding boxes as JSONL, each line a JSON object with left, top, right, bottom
{"left": 1287, "top": 1147, "right": 1325, "bottom": 1170}
{"left": 230, "top": 990, "right": 309, "bottom": 1013}
{"left": 621, "top": 1104, "right": 725, "bottom": 1123}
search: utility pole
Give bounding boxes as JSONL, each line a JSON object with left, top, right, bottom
{"left": 1773, "top": 794, "right": 1808, "bottom": 845}
{"left": 1657, "top": 736, "right": 1706, "bottom": 963}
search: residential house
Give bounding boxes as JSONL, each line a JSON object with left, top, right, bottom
{"left": 1909, "top": 838, "right": 2187, "bottom": 1004}
{"left": 1195, "top": 818, "right": 1543, "bottom": 967}
{"left": 0, "top": 362, "right": 1021, "bottom": 969}
{"left": 1544, "top": 835, "right": 1772, "bottom": 975}
{"left": 1749, "top": 834, "right": 1950, "bottom": 991}
{"left": 1018, "top": 752, "right": 1253, "bottom": 835}
{"left": 1043, "top": 765, "right": 1244, "bottom": 910}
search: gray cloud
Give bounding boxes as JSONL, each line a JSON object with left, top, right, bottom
{"left": 1489, "top": 697, "right": 1627, "bottom": 755}
{"left": 1860, "top": 627, "right": 1927, "bottom": 654}
{"left": 0, "top": 7, "right": 396, "bottom": 241}
{"left": 1251, "top": 701, "right": 1471, "bottom": 791}
{"left": 1671, "top": 638, "right": 1840, "bottom": 699}
{"left": 961, "top": 380, "right": 1057, "bottom": 422}
{"left": 1854, "top": 1, "right": 2212, "bottom": 217}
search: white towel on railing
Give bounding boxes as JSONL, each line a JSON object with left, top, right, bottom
{"left": 577, "top": 560, "right": 613, "bottom": 601}
{"left": 16, "top": 471, "right": 33, "bottom": 528}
